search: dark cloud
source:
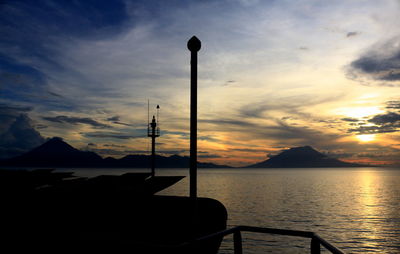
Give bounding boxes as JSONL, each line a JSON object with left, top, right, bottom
{"left": 105, "top": 116, "right": 133, "bottom": 126}
{"left": 158, "top": 150, "right": 187, "bottom": 155}
{"left": 0, "top": 113, "right": 46, "bottom": 159}
{"left": 43, "top": 115, "right": 110, "bottom": 128}
{"left": 298, "top": 46, "right": 308, "bottom": 50}
{"left": 0, "top": 1, "right": 132, "bottom": 112}
{"left": 222, "top": 80, "right": 236, "bottom": 86}
{"left": 198, "top": 151, "right": 225, "bottom": 158}
{"left": 199, "top": 135, "right": 220, "bottom": 142}
{"left": 325, "top": 147, "right": 400, "bottom": 165}
{"left": 163, "top": 131, "right": 189, "bottom": 137}
{"left": 85, "top": 147, "right": 187, "bottom": 157}
{"left": 0, "top": 68, "right": 74, "bottom": 111}
{"left": 83, "top": 132, "right": 141, "bottom": 139}
{"left": 346, "top": 31, "right": 359, "bottom": 37}
{"left": 35, "top": 124, "right": 48, "bottom": 129}
{"left": 349, "top": 125, "right": 397, "bottom": 134}
{"left": 368, "top": 112, "right": 400, "bottom": 125}
{"left": 0, "top": 103, "right": 33, "bottom": 114}
{"left": 107, "top": 116, "right": 120, "bottom": 121}
{"left": 198, "top": 154, "right": 224, "bottom": 159}
{"left": 341, "top": 117, "right": 360, "bottom": 122}
{"left": 112, "top": 121, "right": 134, "bottom": 127}
{"left": 0, "top": 0, "right": 129, "bottom": 48}
{"left": 348, "top": 37, "right": 400, "bottom": 85}
{"left": 122, "top": 150, "right": 186, "bottom": 155}
{"left": 104, "top": 143, "right": 126, "bottom": 148}
{"left": 386, "top": 100, "right": 400, "bottom": 110}
{"left": 48, "top": 91, "right": 63, "bottom": 98}
{"left": 348, "top": 112, "right": 400, "bottom": 134}
{"left": 346, "top": 106, "right": 400, "bottom": 134}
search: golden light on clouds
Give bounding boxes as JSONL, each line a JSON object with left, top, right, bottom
{"left": 356, "top": 134, "right": 376, "bottom": 142}
{"left": 335, "top": 106, "right": 384, "bottom": 118}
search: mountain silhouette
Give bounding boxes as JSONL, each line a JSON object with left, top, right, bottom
{"left": 3, "top": 137, "right": 103, "bottom": 167}
{"left": 0, "top": 137, "right": 229, "bottom": 168}
{"left": 248, "top": 146, "right": 365, "bottom": 168}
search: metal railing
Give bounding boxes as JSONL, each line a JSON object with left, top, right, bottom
{"left": 186, "top": 225, "right": 345, "bottom": 254}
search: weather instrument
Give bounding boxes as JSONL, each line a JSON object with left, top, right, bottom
{"left": 147, "top": 102, "right": 160, "bottom": 177}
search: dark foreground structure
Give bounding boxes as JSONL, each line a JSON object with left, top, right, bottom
{"left": 0, "top": 168, "right": 346, "bottom": 254}
{"left": 1, "top": 169, "right": 227, "bottom": 254}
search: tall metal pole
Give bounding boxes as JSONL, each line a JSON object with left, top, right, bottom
{"left": 187, "top": 36, "right": 201, "bottom": 199}
{"left": 150, "top": 116, "right": 156, "bottom": 177}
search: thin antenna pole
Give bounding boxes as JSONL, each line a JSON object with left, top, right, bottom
{"left": 157, "top": 105, "right": 160, "bottom": 125}
{"left": 187, "top": 36, "right": 201, "bottom": 199}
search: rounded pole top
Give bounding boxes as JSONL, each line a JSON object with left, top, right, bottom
{"left": 187, "top": 36, "right": 201, "bottom": 52}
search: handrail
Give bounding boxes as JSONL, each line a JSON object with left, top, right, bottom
{"left": 185, "top": 225, "right": 346, "bottom": 254}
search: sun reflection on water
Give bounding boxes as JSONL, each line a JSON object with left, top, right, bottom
{"left": 354, "top": 170, "right": 387, "bottom": 251}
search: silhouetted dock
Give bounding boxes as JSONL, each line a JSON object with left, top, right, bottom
{"left": 1, "top": 168, "right": 227, "bottom": 254}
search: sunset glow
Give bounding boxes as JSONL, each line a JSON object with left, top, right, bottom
{"left": 336, "top": 107, "right": 384, "bottom": 119}
{"left": 1, "top": 0, "right": 400, "bottom": 166}
{"left": 356, "top": 134, "right": 376, "bottom": 142}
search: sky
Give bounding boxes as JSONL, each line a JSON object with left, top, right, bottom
{"left": 1, "top": 0, "right": 400, "bottom": 166}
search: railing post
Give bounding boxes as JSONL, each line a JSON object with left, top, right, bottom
{"left": 311, "top": 237, "right": 321, "bottom": 254}
{"left": 234, "top": 231, "right": 243, "bottom": 254}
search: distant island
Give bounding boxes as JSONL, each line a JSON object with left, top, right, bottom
{"left": 0, "top": 137, "right": 229, "bottom": 168}
{"left": 247, "top": 146, "right": 367, "bottom": 168}
{"left": 0, "top": 138, "right": 370, "bottom": 168}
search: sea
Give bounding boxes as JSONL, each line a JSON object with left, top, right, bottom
{"left": 61, "top": 167, "right": 400, "bottom": 254}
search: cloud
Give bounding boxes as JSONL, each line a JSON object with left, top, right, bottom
{"left": 0, "top": 0, "right": 133, "bottom": 115}
{"left": 0, "top": 103, "right": 34, "bottom": 132}
{"left": 198, "top": 154, "right": 224, "bottom": 159}
{"left": 83, "top": 131, "right": 142, "bottom": 139}
{"left": 348, "top": 125, "right": 397, "bottom": 134}
{"left": 341, "top": 117, "right": 360, "bottom": 122}
{"left": 0, "top": 64, "right": 75, "bottom": 111}
{"left": 48, "top": 91, "right": 63, "bottom": 98}
{"left": 368, "top": 112, "right": 400, "bottom": 125}
{"left": 386, "top": 100, "right": 400, "bottom": 110}
{"left": 113, "top": 121, "right": 134, "bottom": 127}
{"left": 0, "top": 111, "right": 45, "bottom": 159}
{"left": 43, "top": 115, "right": 110, "bottom": 128}
{"left": 348, "top": 36, "right": 400, "bottom": 85}
{"left": 222, "top": 80, "right": 236, "bottom": 86}
{"left": 200, "top": 116, "right": 343, "bottom": 149}
{"left": 84, "top": 146, "right": 187, "bottom": 158}
{"left": 35, "top": 124, "right": 48, "bottom": 129}
{"left": 104, "top": 143, "right": 126, "bottom": 148}
{"left": 106, "top": 116, "right": 120, "bottom": 121}
{"left": 0, "top": 103, "right": 33, "bottom": 114}
{"left": 105, "top": 115, "right": 133, "bottom": 126}
{"left": 346, "top": 31, "right": 359, "bottom": 37}
{"left": 238, "top": 95, "right": 342, "bottom": 118}
{"left": 199, "top": 135, "right": 220, "bottom": 142}
{"left": 348, "top": 111, "right": 400, "bottom": 134}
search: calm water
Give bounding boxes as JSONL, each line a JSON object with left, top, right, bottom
{"left": 67, "top": 167, "right": 400, "bottom": 253}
